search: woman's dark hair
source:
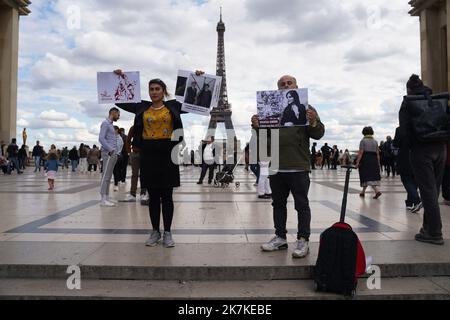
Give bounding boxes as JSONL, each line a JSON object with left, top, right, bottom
{"left": 48, "top": 152, "right": 57, "bottom": 160}
{"left": 406, "top": 74, "right": 423, "bottom": 91}
{"left": 362, "top": 126, "right": 374, "bottom": 136}
{"left": 149, "top": 79, "right": 170, "bottom": 97}
{"left": 286, "top": 90, "right": 302, "bottom": 106}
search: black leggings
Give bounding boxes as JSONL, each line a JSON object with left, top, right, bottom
{"left": 148, "top": 187, "right": 174, "bottom": 232}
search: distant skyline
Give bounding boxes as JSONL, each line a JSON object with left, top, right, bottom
{"left": 16, "top": 0, "right": 421, "bottom": 151}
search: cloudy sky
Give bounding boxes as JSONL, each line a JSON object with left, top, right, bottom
{"left": 16, "top": 0, "right": 421, "bottom": 151}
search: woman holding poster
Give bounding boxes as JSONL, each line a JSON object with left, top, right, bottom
{"left": 280, "top": 90, "right": 307, "bottom": 126}
{"left": 114, "top": 69, "right": 202, "bottom": 249}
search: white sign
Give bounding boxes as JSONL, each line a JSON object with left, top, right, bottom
{"left": 97, "top": 71, "right": 141, "bottom": 104}
{"left": 175, "top": 70, "right": 222, "bottom": 116}
{"left": 257, "top": 88, "right": 309, "bottom": 128}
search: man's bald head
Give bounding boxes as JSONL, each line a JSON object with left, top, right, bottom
{"left": 277, "top": 75, "right": 298, "bottom": 90}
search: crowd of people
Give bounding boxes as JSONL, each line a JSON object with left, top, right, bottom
{"left": 1, "top": 72, "right": 448, "bottom": 251}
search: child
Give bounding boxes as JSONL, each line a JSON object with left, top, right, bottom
{"left": 45, "top": 152, "right": 59, "bottom": 190}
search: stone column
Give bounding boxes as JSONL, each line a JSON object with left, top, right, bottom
{"left": 0, "top": 5, "right": 19, "bottom": 144}
{"left": 420, "top": 8, "right": 444, "bottom": 92}
{"left": 447, "top": 0, "right": 450, "bottom": 93}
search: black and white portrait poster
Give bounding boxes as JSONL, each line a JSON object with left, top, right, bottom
{"left": 256, "top": 88, "right": 309, "bottom": 128}
{"left": 175, "top": 70, "right": 222, "bottom": 116}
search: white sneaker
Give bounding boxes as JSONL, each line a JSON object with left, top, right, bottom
{"left": 141, "top": 194, "right": 149, "bottom": 201}
{"left": 123, "top": 194, "right": 137, "bottom": 202}
{"left": 100, "top": 200, "right": 117, "bottom": 207}
{"left": 113, "top": 185, "right": 119, "bottom": 192}
{"left": 163, "top": 231, "right": 175, "bottom": 248}
{"left": 411, "top": 202, "right": 423, "bottom": 213}
{"left": 261, "top": 236, "right": 288, "bottom": 252}
{"left": 292, "top": 238, "right": 309, "bottom": 258}
{"left": 108, "top": 197, "right": 118, "bottom": 204}
{"left": 145, "top": 230, "right": 161, "bottom": 247}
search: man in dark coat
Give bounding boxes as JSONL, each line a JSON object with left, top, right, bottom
{"left": 399, "top": 74, "right": 446, "bottom": 245}
{"left": 185, "top": 81, "right": 197, "bottom": 105}
{"left": 198, "top": 84, "right": 212, "bottom": 108}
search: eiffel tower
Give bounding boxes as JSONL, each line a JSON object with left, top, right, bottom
{"left": 206, "top": 9, "right": 235, "bottom": 140}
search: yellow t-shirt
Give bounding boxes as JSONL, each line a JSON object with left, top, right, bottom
{"left": 142, "top": 106, "right": 173, "bottom": 139}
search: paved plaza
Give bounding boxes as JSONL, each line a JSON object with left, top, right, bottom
{"left": 0, "top": 166, "right": 450, "bottom": 299}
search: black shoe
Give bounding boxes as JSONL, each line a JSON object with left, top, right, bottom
{"left": 208, "top": 181, "right": 212, "bottom": 185}
{"left": 415, "top": 232, "right": 444, "bottom": 245}
{"left": 197, "top": 181, "right": 203, "bottom": 185}
{"left": 258, "top": 195, "right": 271, "bottom": 199}
{"left": 265, "top": 194, "right": 272, "bottom": 198}
{"left": 411, "top": 202, "right": 423, "bottom": 213}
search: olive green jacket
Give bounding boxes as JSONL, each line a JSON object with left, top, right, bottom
{"left": 254, "top": 106, "right": 325, "bottom": 172}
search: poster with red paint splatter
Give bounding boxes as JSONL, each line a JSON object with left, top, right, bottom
{"left": 97, "top": 71, "right": 141, "bottom": 104}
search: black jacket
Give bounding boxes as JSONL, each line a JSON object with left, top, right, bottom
{"left": 69, "top": 149, "right": 79, "bottom": 161}
{"left": 32, "top": 145, "right": 41, "bottom": 157}
{"left": 393, "top": 127, "right": 413, "bottom": 176}
{"left": 398, "top": 85, "right": 433, "bottom": 148}
{"left": 281, "top": 104, "right": 307, "bottom": 126}
{"left": 116, "top": 99, "right": 185, "bottom": 149}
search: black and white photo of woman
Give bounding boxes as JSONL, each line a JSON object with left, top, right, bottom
{"left": 280, "top": 90, "right": 307, "bottom": 126}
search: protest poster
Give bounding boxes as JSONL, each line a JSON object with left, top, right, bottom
{"left": 175, "top": 70, "right": 222, "bottom": 116}
{"left": 97, "top": 71, "right": 141, "bottom": 104}
{"left": 256, "top": 88, "right": 309, "bottom": 128}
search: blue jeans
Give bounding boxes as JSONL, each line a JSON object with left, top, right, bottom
{"left": 71, "top": 160, "right": 78, "bottom": 172}
{"left": 250, "top": 164, "right": 260, "bottom": 184}
{"left": 9, "top": 157, "right": 21, "bottom": 173}
{"left": 34, "top": 156, "right": 40, "bottom": 171}
{"left": 60, "top": 156, "right": 68, "bottom": 169}
{"left": 400, "top": 174, "right": 421, "bottom": 207}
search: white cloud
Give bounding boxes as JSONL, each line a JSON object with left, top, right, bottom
{"left": 17, "top": 119, "right": 30, "bottom": 127}
{"left": 39, "top": 109, "right": 70, "bottom": 121}
{"left": 18, "top": 0, "right": 422, "bottom": 150}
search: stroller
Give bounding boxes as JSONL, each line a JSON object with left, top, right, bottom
{"left": 214, "top": 156, "right": 242, "bottom": 188}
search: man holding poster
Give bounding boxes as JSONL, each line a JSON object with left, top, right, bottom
{"left": 252, "top": 75, "right": 325, "bottom": 259}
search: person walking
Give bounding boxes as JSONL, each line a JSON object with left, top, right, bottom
{"left": 331, "top": 145, "right": 339, "bottom": 170}
{"left": 382, "top": 136, "right": 396, "bottom": 177}
{"left": 79, "top": 143, "right": 88, "bottom": 173}
{"left": 393, "top": 126, "right": 422, "bottom": 212}
{"left": 45, "top": 152, "right": 59, "bottom": 190}
{"left": 118, "top": 128, "right": 129, "bottom": 184}
{"left": 252, "top": 74, "right": 325, "bottom": 258}
{"left": 6, "top": 138, "right": 22, "bottom": 174}
{"left": 32, "top": 141, "right": 42, "bottom": 172}
{"left": 61, "top": 147, "right": 69, "bottom": 170}
{"left": 113, "top": 126, "right": 124, "bottom": 192}
{"left": 320, "top": 143, "right": 332, "bottom": 169}
{"left": 88, "top": 145, "right": 100, "bottom": 172}
{"left": 355, "top": 127, "right": 382, "bottom": 199}
{"left": 399, "top": 74, "right": 447, "bottom": 245}
{"left": 69, "top": 146, "right": 79, "bottom": 172}
{"left": 18, "top": 145, "right": 28, "bottom": 171}
{"left": 197, "top": 136, "right": 216, "bottom": 185}
{"left": 123, "top": 126, "right": 148, "bottom": 203}
{"left": 310, "top": 142, "right": 317, "bottom": 170}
